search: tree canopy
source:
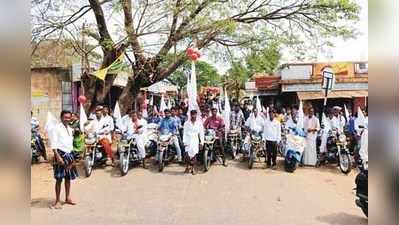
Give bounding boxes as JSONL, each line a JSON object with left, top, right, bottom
{"left": 31, "top": 0, "right": 361, "bottom": 111}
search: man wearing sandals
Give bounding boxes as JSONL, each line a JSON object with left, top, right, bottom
{"left": 51, "top": 110, "right": 78, "bottom": 209}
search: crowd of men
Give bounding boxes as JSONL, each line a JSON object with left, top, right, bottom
{"left": 33, "top": 99, "right": 368, "bottom": 209}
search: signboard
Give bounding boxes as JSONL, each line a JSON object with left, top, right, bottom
{"left": 321, "top": 67, "right": 335, "bottom": 90}
{"left": 72, "top": 63, "right": 82, "bottom": 82}
{"left": 282, "top": 82, "right": 368, "bottom": 92}
{"left": 280, "top": 65, "right": 312, "bottom": 80}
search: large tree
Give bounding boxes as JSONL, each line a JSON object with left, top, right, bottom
{"left": 31, "top": 0, "right": 361, "bottom": 112}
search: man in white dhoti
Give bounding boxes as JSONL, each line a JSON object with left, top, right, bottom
{"left": 183, "top": 110, "right": 204, "bottom": 175}
{"left": 303, "top": 107, "right": 320, "bottom": 166}
{"left": 126, "top": 111, "right": 148, "bottom": 168}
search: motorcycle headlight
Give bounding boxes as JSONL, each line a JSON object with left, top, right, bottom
{"left": 338, "top": 134, "right": 346, "bottom": 143}
{"left": 205, "top": 135, "right": 214, "bottom": 141}
{"left": 85, "top": 138, "right": 96, "bottom": 145}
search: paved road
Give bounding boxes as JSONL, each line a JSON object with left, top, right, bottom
{"left": 31, "top": 158, "right": 367, "bottom": 225}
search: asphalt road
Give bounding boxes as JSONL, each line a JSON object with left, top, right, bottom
{"left": 31, "top": 157, "right": 367, "bottom": 225}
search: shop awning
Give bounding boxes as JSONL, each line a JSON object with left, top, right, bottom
{"left": 297, "top": 90, "right": 368, "bottom": 100}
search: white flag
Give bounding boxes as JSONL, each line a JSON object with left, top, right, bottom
{"left": 149, "top": 95, "right": 154, "bottom": 106}
{"left": 357, "top": 107, "right": 366, "bottom": 127}
{"left": 45, "top": 111, "right": 59, "bottom": 148}
{"left": 344, "top": 104, "right": 350, "bottom": 122}
{"left": 79, "top": 103, "right": 87, "bottom": 131}
{"left": 160, "top": 95, "right": 167, "bottom": 113}
{"left": 167, "top": 98, "right": 172, "bottom": 109}
{"left": 256, "top": 96, "right": 262, "bottom": 113}
{"left": 223, "top": 91, "right": 231, "bottom": 138}
{"left": 187, "top": 61, "right": 200, "bottom": 119}
{"left": 297, "top": 101, "right": 304, "bottom": 129}
{"left": 113, "top": 101, "right": 124, "bottom": 131}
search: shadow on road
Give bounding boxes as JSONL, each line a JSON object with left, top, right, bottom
{"left": 316, "top": 212, "right": 367, "bottom": 225}
{"left": 31, "top": 198, "right": 53, "bottom": 209}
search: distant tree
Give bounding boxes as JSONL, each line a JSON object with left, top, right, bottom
{"left": 169, "top": 60, "right": 220, "bottom": 90}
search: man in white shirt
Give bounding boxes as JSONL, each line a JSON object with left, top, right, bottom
{"left": 303, "top": 107, "right": 320, "bottom": 166}
{"left": 126, "top": 111, "right": 148, "bottom": 167}
{"left": 102, "top": 106, "right": 115, "bottom": 131}
{"left": 51, "top": 110, "right": 78, "bottom": 209}
{"left": 263, "top": 109, "right": 281, "bottom": 169}
{"left": 183, "top": 110, "right": 204, "bottom": 175}
{"left": 85, "top": 106, "right": 114, "bottom": 165}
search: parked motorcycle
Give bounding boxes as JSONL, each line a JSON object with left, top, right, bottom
{"left": 278, "top": 125, "right": 289, "bottom": 157}
{"left": 203, "top": 129, "right": 217, "bottom": 172}
{"left": 316, "top": 128, "right": 352, "bottom": 174}
{"left": 83, "top": 132, "right": 108, "bottom": 177}
{"left": 157, "top": 133, "right": 177, "bottom": 172}
{"left": 355, "top": 160, "right": 368, "bottom": 217}
{"left": 31, "top": 125, "right": 47, "bottom": 163}
{"left": 117, "top": 131, "right": 145, "bottom": 176}
{"left": 227, "top": 125, "right": 241, "bottom": 159}
{"left": 248, "top": 130, "right": 265, "bottom": 169}
{"left": 145, "top": 123, "right": 159, "bottom": 157}
{"left": 284, "top": 130, "right": 305, "bottom": 173}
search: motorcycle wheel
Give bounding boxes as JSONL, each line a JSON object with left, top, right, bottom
{"left": 84, "top": 154, "right": 93, "bottom": 177}
{"left": 231, "top": 141, "right": 238, "bottom": 160}
{"left": 158, "top": 151, "right": 164, "bottom": 172}
{"left": 339, "top": 152, "right": 352, "bottom": 174}
{"left": 119, "top": 152, "right": 129, "bottom": 176}
{"left": 248, "top": 149, "right": 255, "bottom": 169}
{"left": 203, "top": 149, "right": 213, "bottom": 172}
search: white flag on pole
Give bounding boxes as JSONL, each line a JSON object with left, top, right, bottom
{"left": 344, "top": 104, "right": 350, "bottom": 122}
{"left": 113, "top": 101, "right": 124, "bottom": 131}
{"left": 357, "top": 107, "right": 366, "bottom": 127}
{"left": 297, "top": 101, "right": 304, "bottom": 130}
{"left": 45, "top": 111, "right": 59, "bottom": 148}
{"left": 223, "top": 91, "right": 231, "bottom": 138}
{"left": 79, "top": 103, "right": 87, "bottom": 131}
{"left": 256, "top": 96, "right": 262, "bottom": 113}
{"left": 160, "top": 95, "right": 167, "bottom": 113}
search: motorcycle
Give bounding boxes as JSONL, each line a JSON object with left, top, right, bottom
{"left": 284, "top": 129, "right": 306, "bottom": 173}
{"left": 227, "top": 125, "right": 241, "bottom": 159}
{"left": 355, "top": 160, "right": 368, "bottom": 217}
{"left": 316, "top": 128, "right": 352, "bottom": 174}
{"left": 31, "top": 125, "right": 47, "bottom": 163}
{"left": 203, "top": 129, "right": 217, "bottom": 172}
{"left": 248, "top": 130, "right": 265, "bottom": 169}
{"left": 157, "top": 133, "right": 177, "bottom": 172}
{"left": 116, "top": 130, "right": 145, "bottom": 176}
{"left": 145, "top": 123, "right": 159, "bottom": 157}
{"left": 83, "top": 131, "right": 108, "bottom": 177}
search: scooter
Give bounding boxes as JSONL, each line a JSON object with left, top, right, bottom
{"left": 284, "top": 128, "right": 306, "bottom": 173}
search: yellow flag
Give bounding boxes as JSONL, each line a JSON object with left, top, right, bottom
{"left": 91, "top": 53, "right": 126, "bottom": 80}
{"left": 92, "top": 67, "right": 109, "bottom": 81}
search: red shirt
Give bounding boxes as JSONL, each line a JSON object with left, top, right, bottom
{"left": 203, "top": 116, "right": 225, "bottom": 138}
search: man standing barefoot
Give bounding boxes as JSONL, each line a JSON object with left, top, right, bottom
{"left": 50, "top": 110, "right": 78, "bottom": 209}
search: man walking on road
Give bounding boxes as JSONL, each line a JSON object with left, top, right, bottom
{"left": 183, "top": 110, "right": 204, "bottom": 175}
{"left": 51, "top": 110, "right": 78, "bottom": 209}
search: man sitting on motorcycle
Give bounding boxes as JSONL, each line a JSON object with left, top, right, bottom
{"left": 158, "top": 109, "right": 183, "bottom": 163}
{"left": 243, "top": 108, "right": 265, "bottom": 156}
{"left": 126, "top": 111, "right": 148, "bottom": 167}
{"left": 85, "top": 106, "right": 114, "bottom": 166}
{"left": 230, "top": 104, "right": 244, "bottom": 132}
{"left": 203, "top": 107, "right": 227, "bottom": 166}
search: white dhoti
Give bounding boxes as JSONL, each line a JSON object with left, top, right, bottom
{"left": 185, "top": 136, "right": 200, "bottom": 158}
{"left": 303, "top": 133, "right": 317, "bottom": 166}
{"left": 132, "top": 134, "right": 147, "bottom": 159}
{"left": 319, "top": 130, "right": 328, "bottom": 153}
{"left": 183, "top": 120, "right": 204, "bottom": 159}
